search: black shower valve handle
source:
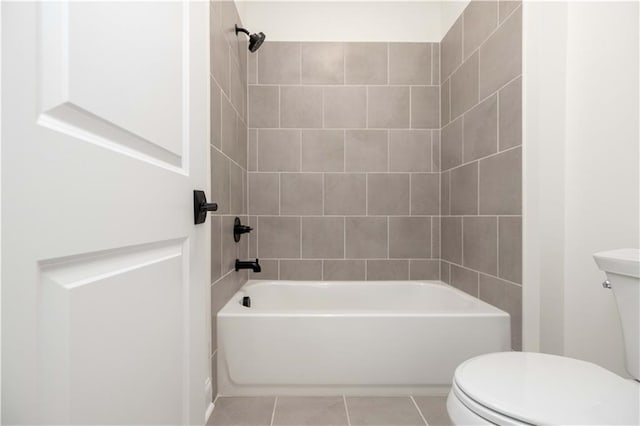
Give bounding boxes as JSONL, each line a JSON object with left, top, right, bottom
{"left": 233, "top": 217, "right": 253, "bottom": 242}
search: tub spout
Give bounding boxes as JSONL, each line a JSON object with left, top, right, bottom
{"left": 235, "top": 258, "right": 261, "bottom": 273}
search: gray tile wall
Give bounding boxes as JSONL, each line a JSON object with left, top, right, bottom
{"left": 439, "top": 0, "right": 523, "bottom": 350}
{"left": 210, "top": 0, "right": 249, "bottom": 398}
{"left": 247, "top": 41, "right": 442, "bottom": 281}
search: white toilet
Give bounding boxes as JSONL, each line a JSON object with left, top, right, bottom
{"left": 447, "top": 249, "right": 640, "bottom": 425}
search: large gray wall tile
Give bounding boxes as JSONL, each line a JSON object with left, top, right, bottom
{"left": 411, "top": 87, "right": 440, "bottom": 129}
{"left": 258, "top": 42, "right": 301, "bottom": 84}
{"left": 324, "top": 173, "right": 367, "bottom": 215}
{"left": 257, "top": 129, "right": 300, "bottom": 172}
{"left": 367, "top": 174, "right": 410, "bottom": 215}
{"left": 280, "top": 173, "right": 323, "bottom": 215}
{"left": 366, "top": 260, "right": 409, "bottom": 280}
{"left": 463, "top": 0, "right": 498, "bottom": 59}
{"left": 345, "top": 43, "right": 388, "bottom": 85}
{"left": 258, "top": 216, "right": 301, "bottom": 258}
{"left": 368, "top": 86, "right": 410, "bottom": 128}
{"left": 280, "top": 86, "right": 323, "bottom": 128}
{"left": 450, "top": 52, "right": 479, "bottom": 119}
{"left": 441, "top": 117, "right": 463, "bottom": 170}
{"left": 323, "top": 260, "right": 366, "bottom": 281}
{"left": 389, "top": 217, "right": 431, "bottom": 259}
{"left": 345, "top": 217, "right": 387, "bottom": 259}
{"left": 498, "top": 216, "right": 522, "bottom": 283}
{"left": 389, "top": 43, "right": 431, "bottom": 85}
{"left": 463, "top": 217, "right": 498, "bottom": 275}
{"left": 441, "top": 217, "right": 462, "bottom": 264}
{"left": 463, "top": 94, "right": 498, "bottom": 162}
{"left": 450, "top": 265, "right": 479, "bottom": 296}
{"left": 301, "top": 130, "right": 344, "bottom": 172}
{"left": 302, "top": 42, "right": 345, "bottom": 84}
{"left": 248, "top": 85, "right": 279, "bottom": 128}
{"left": 498, "top": 76, "right": 522, "bottom": 150}
{"left": 479, "top": 148, "right": 521, "bottom": 214}
{"left": 345, "top": 130, "right": 388, "bottom": 172}
{"left": 479, "top": 6, "right": 522, "bottom": 98}
{"left": 279, "top": 260, "right": 323, "bottom": 281}
{"left": 441, "top": 16, "right": 463, "bottom": 81}
{"left": 389, "top": 130, "right": 431, "bottom": 172}
{"left": 248, "top": 172, "right": 279, "bottom": 215}
{"left": 479, "top": 274, "right": 522, "bottom": 349}
{"left": 301, "top": 217, "right": 345, "bottom": 259}
{"left": 324, "top": 87, "right": 367, "bottom": 128}
{"left": 450, "top": 162, "right": 478, "bottom": 215}
{"left": 411, "top": 173, "right": 439, "bottom": 215}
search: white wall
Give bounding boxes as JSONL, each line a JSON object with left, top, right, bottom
{"left": 239, "top": 0, "right": 468, "bottom": 42}
{"left": 524, "top": 1, "right": 639, "bottom": 377}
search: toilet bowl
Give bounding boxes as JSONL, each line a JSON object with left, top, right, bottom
{"left": 447, "top": 249, "right": 640, "bottom": 425}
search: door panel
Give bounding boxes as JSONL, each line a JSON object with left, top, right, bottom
{"left": 39, "top": 2, "right": 186, "bottom": 170}
{"left": 2, "top": 1, "right": 210, "bottom": 424}
{"left": 39, "top": 240, "right": 185, "bottom": 424}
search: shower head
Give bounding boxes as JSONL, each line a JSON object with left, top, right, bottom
{"left": 235, "top": 25, "right": 266, "bottom": 52}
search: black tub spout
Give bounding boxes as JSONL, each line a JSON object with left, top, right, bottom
{"left": 235, "top": 258, "right": 261, "bottom": 273}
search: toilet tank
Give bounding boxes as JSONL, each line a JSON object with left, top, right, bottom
{"left": 594, "top": 249, "right": 640, "bottom": 380}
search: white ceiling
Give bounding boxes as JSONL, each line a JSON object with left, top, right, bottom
{"left": 237, "top": 1, "right": 469, "bottom": 42}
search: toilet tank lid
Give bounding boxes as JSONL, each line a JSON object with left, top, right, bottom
{"left": 593, "top": 249, "right": 640, "bottom": 278}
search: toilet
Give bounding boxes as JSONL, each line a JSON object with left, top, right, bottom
{"left": 447, "top": 249, "right": 640, "bottom": 425}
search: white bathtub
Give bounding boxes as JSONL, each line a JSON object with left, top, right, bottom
{"left": 217, "top": 280, "right": 510, "bottom": 396}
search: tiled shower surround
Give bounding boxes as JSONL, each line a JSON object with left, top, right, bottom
{"left": 440, "top": 1, "right": 523, "bottom": 349}
{"left": 209, "top": 0, "right": 249, "bottom": 398}
{"left": 246, "top": 42, "right": 442, "bottom": 281}
{"left": 244, "top": 1, "right": 523, "bottom": 349}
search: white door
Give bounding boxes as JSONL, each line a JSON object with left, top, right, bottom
{"left": 1, "top": 1, "right": 210, "bottom": 424}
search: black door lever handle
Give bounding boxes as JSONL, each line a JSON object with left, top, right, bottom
{"left": 194, "top": 190, "right": 218, "bottom": 224}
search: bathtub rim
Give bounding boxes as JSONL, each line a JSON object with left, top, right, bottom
{"left": 218, "top": 279, "right": 511, "bottom": 318}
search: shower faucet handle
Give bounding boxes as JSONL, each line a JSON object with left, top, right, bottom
{"left": 234, "top": 217, "right": 253, "bottom": 242}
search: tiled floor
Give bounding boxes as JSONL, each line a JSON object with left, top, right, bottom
{"left": 207, "top": 396, "right": 452, "bottom": 426}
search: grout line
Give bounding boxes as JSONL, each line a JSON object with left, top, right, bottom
{"left": 440, "top": 144, "right": 521, "bottom": 174}
{"left": 449, "top": 72, "right": 521, "bottom": 124}
{"left": 461, "top": 217, "right": 465, "bottom": 266}
{"left": 343, "top": 217, "right": 347, "bottom": 262}
{"left": 343, "top": 130, "right": 347, "bottom": 172}
{"left": 270, "top": 396, "right": 278, "bottom": 426}
{"left": 248, "top": 126, "right": 440, "bottom": 131}
{"left": 248, "top": 171, "right": 441, "bottom": 176}
{"left": 248, "top": 83, "right": 440, "bottom": 88}
{"left": 365, "top": 174, "right": 369, "bottom": 215}
{"left": 386, "top": 216, "right": 390, "bottom": 258}
{"left": 386, "top": 42, "right": 390, "bottom": 85}
{"left": 256, "top": 257, "right": 444, "bottom": 261}
{"left": 409, "top": 86, "right": 413, "bottom": 128}
{"left": 496, "top": 83, "right": 501, "bottom": 151}
{"left": 429, "top": 43, "right": 434, "bottom": 86}
{"left": 497, "top": 216, "right": 501, "bottom": 278}
{"left": 278, "top": 86, "right": 281, "bottom": 128}
{"left": 343, "top": 396, "right": 351, "bottom": 426}
{"left": 410, "top": 396, "right": 429, "bottom": 426}
{"left": 365, "top": 86, "right": 369, "bottom": 128}
{"left": 386, "top": 130, "right": 390, "bottom": 172}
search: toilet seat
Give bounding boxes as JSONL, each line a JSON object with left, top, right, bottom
{"left": 451, "top": 352, "right": 640, "bottom": 425}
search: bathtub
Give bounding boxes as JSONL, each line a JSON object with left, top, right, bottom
{"left": 217, "top": 280, "right": 510, "bottom": 396}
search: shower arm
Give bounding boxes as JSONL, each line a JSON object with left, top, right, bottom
{"left": 235, "top": 25, "right": 250, "bottom": 37}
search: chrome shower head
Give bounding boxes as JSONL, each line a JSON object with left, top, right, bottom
{"left": 235, "top": 25, "right": 266, "bottom": 52}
